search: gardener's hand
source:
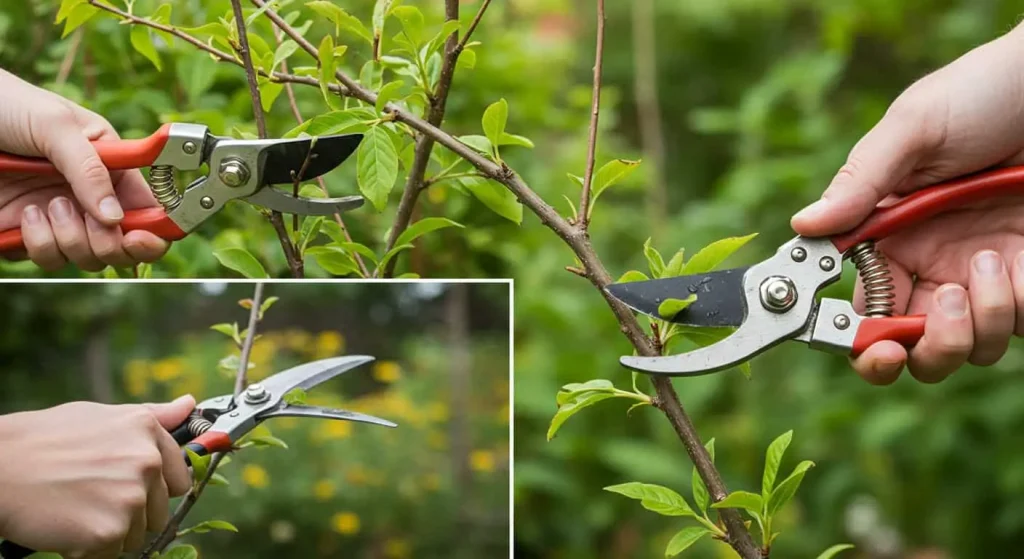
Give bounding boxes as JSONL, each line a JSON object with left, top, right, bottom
{"left": 791, "top": 24, "right": 1024, "bottom": 385}
{"left": 0, "top": 395, "right": 195, "bottom": 558}
{"left": 0, "top": 68, "right": 169, "bottom": 271}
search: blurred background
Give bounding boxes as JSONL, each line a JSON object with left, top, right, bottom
{"left": 0, "top": 282, "right": 510, "bottom": 558}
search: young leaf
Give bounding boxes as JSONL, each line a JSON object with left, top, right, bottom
{"left": 681, "top": 233, "right": 758, "bottom": 275}
{"left": 283, "top": 388, "right": 308, "bottom": 405}
{"left": 643, "top": 238, "right": 666, "bottom": 278}
{"left": 548, "top": 390, "right": 616, "bottom": 440}
{"left": 356, "top": 126, "right": 399, "bottom": 210}
{"left": 391, "top": 5, "right": 424, "bottom": 44}
{"left": 426, "top": 20, "right": 461, "bottom": 56}
{"left": 617, "top": 270, "right": 649, "bottom": 283}
{"left": 258, "top": 80, "right": 283, "bottom": 112}
{"left": 710, "top": 490, "right": 764, "bottom": 514}
{"left": 245, "top": 434, "right": 289, "bottom": 449}
{"left": 61, "top": 3, "right": 97, "bottom": 38}
{"left": 371, "top": 0, "right": 394, "bottom": 57}
{"left": 185, "top": 448, "right": 210, "bottom": 483}
{"left": 272, "top": 40, "right": 299, "bottom": 72}
{"left": 130, "top": 26, "right": 161, "bottom": 70}
{"left": 499, "top": 133, "right": 534, "bottom": 148}
{"left": 376, "top": 81, "right": 405, "bottom": 113}
{"left": 458, "top": 177, "right": 523, "bottom": 224}
{"left": 213, "top": 248, "right": 269, "bottom": 279}
{"left": 378, "top": 243, "right": 415, "bottom": 273}
{"left": 162, "top": 546, "right": 199, "bottom": 559}
{"left": 394, "top": 217, "right": 464, "bottom": 247}
{"left": 208, "top": 472, "right": 230, "bottom": 486}
{"left": 258, "top": 296, "right": 279, "bottom": 319}
{"left": 305, "top": 1, "right": 372, "bottom": 43}
{"left": 306, "top": 246, "right": 360, "bottom": 276}
{"left": 458, "top": 135, "right": 493, "bottom": 155}
{"left": 482, "top": 99, "right": 509, "bottom": 154}
{"left": 815, "top": 544, "right": 855, "bottom": 559}
{"left": 665, "top": 527, "right": 709, "bottom": 557}
{"left": 588, "top": 159, "right": 641, "bottom": 217}
{"left": 210, "top": 323, "right": 241, "bottom": 345}
{"left": 555, "top": 379, "right": 616, "bottom": 405}
{"left": 664, "top": 249, "right": 685, "bottom": 277}
{"left": 182, "top": 520, "right": 239, "bottom": 534}
{"left": 658, "top": 295, "right": 697, "bottom": 319}
{"left": 765, "top": 460, "right": 815, "bottom": 516}
{"left": 298, "top": 216, "right": 325, "bottom": 254}
{"left": 317, "top": 35, "right": 336, "bottom": 105}
{"left": 763, "top": 430, "right": 793, "bottom": 497}
{"left": 603, "top": 482, "right": 695, "bottom": 517}
{"left": 332, "top": 242, "right": 379, "bottom": 266}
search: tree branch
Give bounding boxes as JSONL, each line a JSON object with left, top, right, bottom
{"left": 141, "top": 283, "right": 266, "bottom": 557}
{"left": 578, "top": 0, "right": 606, "bottom": 229}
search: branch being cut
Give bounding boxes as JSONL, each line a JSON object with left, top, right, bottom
{"left": 577, "top": 0, "right": 606, "bottom": 229}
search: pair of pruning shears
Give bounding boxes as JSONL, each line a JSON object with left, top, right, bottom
{"left": 0, "top": 355, "right": 395, "bottom": 559}
{"left": 606, "top": 166, "right": 1024, "bottom": 376}
{"left": 0, "top": 122, "right": 365, "bottom": 254}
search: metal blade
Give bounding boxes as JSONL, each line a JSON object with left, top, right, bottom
{"left": 260, "top": 356, "right": 375, "bottom": 401}
{"left": 260, "top": 134, "right": 363, "bottom": 185}
{"left": 258, "top": 404, "right": 397, "bottom": 428}
{"left": 605, "top": 267, "right": 749, "bottom": 327}
{"left": 244, "top": 186, "right": 364, "bottom": 215}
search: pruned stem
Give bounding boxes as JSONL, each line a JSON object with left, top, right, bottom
{"left": 578, "top": 0, "right": 606, "bottom": 229}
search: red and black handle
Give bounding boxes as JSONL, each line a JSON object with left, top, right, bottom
{"left": 849, "top": 315, "right": 927, "bottom": 357}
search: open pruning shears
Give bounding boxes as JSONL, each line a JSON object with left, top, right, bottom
{"left": 0, "top": 123, "right": 364, "bottom": 254}
{"left": 0, "top": 355, "right": 395, "bottom": 559}
{"left": 606, "top": 166, "right": 1024, "bottom": 376}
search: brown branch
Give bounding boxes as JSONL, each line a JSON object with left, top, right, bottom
{"left": 141, "top": 283, "right": 266, "bottom": 557}
{"left": 578, "top": 0, "right": 606, "bottom": 229}
{"left": 55, "top": 28, "right": 83, "bottom": 86}
{"left": 458, "top": 0, "right": 492, "bottom": 52}
{"left": 631, "top": 0, "right": 668, "bottom": 231}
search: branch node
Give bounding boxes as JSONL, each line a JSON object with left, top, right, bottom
{"left": 564, "top": 266, "right": 587, "bottom": 278}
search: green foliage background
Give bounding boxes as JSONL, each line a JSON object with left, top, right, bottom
{"left": 0, "top": 282, "right": 510, "bottom": 558}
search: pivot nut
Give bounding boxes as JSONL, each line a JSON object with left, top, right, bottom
{"left": 243, "top": 383, "right": 270, "bottom": 404}
{"left": 218, "top": 157, "right": 250, "bottom": 187}
{"left": 760, "top": 276, "right": 797, "bottom": 313}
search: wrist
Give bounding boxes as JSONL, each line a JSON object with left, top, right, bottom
{"left": 0, "top": 412, "right": 27, "bottom": 538}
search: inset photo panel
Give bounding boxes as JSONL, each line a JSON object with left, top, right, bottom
{"left": 0, "top": 281, "right": 510, "bottom": 559}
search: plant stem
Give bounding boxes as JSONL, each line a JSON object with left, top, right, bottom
{"left": 578, "top": 0, "right": 606, "bottom": 228}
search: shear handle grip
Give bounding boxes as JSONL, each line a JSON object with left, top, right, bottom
{"left": 832, "top": 166, "right": 1024, "bottom": 253}
{"left": 850, "top": 315, "right": 926, "bottom": 357}
{"left": 181, "top": 431, "right": 233, "bottom": 467}
{"left": 0, "top": 123, "right": 173, "bottom": 175}
{"left": 0, "top": 207, "right": 188, "bottom": 255}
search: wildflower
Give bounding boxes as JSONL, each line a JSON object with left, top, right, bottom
{"left": 331, "top": 512, "right": 360, "bottom": 535}
{"left": 241, "top": 464, "right": 269, "bottom": 488}
{"left": 314, "top": 331, "right": 345, "bottom": 358}
{"left": 372, "top": 361, "right": 402, "bottom": 383}
{"left": 384, "top": 538, "right": 411, "bottom": 558}
{"left": 313, "top": 479, "right": 336, "bottom": 501}
{"left": 470, "top": 450, "right": 496, "bottom": 473}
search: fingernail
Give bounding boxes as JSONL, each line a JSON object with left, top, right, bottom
{"left": 22, "top": 205, "right": 41, "bottom": 225}
{"left": 49, "top": 198, "right": 73, "bottom": 224}
{"left": 99, "top": 196, "right": 124, "bottom": 221}
{"left": 938, "top": 285, "right": 968, "bottom": 318}
{"left": 973, "top": 251, "right": 1003, "bottom": 276}
{"left": 793, "top": 199, "right": 828, "bottom": 221}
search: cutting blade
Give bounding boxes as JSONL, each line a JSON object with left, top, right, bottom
{"left": 260, "top": 134, "right": 363, "bottom": 185}
{"left": 606, "top": 267, "right": 748, "bottom": 327}
{"left": 260, "top": 355, "right": 375, "bottom": 401}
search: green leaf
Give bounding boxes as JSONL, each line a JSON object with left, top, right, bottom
{"left": 665, "top": 527, "right": 709, "bottom": 557}
{"left": 245, "top": 434, "right": 289, "bottom": 449}
{"left": 130, "top": 26, "right": 161, "bottom": 70}
{"left": 426, "top": 20, "right": 461, "bottom": 56}
{"left": 763, "top": 430, "right": 793, "bottom": 497}
{"left": 658, "top": 295, "right": 697, "bottom": 319}
{"left": 547, "top": 380, "right": 624, "bottom": 440}
{"left": 603, "top": 482, "right": 695, "bottom": 517}
{"left": 210, "top": 323, "right": 241, "bottom": 345}
{"left": 162, "top": 546, "right": 199, "bottom": 559}
{"left": 394, "top": 217, "right": 464, "bottom": 247}
{"left": 334, "top": 242, "right": 379, "bottom": 266}
{"left": 458, "top": 135, "right": 493, "bottom": 155}
{"left": 317, "top": 34, "right": 336, "bottom": 105}
{"left": 213, "top": 248, "right": 269, "bottom": 279}
{"left": 208, "top": 472, "right": 230, "bottom": 486}
{"left": 61, "top": 3, "right": 97, "bottom": 38}
{"left": 459, "top": 177, "right": 522, "bottom": 224}
{"left": 56, "top": 0, "right": 85, "bottom": 24}
{"left": 482, "top": 98, "right": 508, "bottom": 155}
{"left": 182, "top": 520, "right": 239, "bottom": 534}
{"left": 283, "top": 388, "right": 308, "bottom": 405}
{"left": 815, "top": 544, "right": 855, "bottom": 559}
{"left": 258, "top": 80, "right": 283, "bottom": 112}
{"left": 391, "top": 5, "right": 424, "bottom": 44}
{"left": 258, "top": 296, "right": 279, "bottom": 319}
{"left": 692, "top": 438, "right": 715, "bottom": 513}
{"left": 306, "top": 246, "right": 360, "bottom": 276}
{"left": 371, "top": 0, "right": 393, "bottom": 55}
{"left": 272, "top": 40, "right": 299, "bottom": 72}
{"left": 711, "top": 490, "right": 764, "bottom": 514}
{"left": 643, "top": 238, "right": 665, "bottom": 278}
{"left": 555, "top": 379, "right": 616, "bottom": 405}
{"left": 298, "top": 216, "right": 325, "bottom": 254}
{"left": 498, "top": 133, "right": 534, "bottom": 148}
{"left": 185, "top": 448, "right": 210, "bottom": 483}
{"left": 681, "top": 233, "right": 758, "bottom": 275}
{"left": 306, "top": 1, "right": 372, "bottom": 43}
{"left": 356, "top": 126, "right": 399, "bottom": 211}
{"left": 285, "top": 107, "right": 375, "bottom": 138}
{"left": 378, "top": 243, "right": 415, "bottom": 272}
{"left": 376, "top": 81, "right": 405, "bottom": 113}
{"left": 588, "top": 159, "right": 641, "bottom": 217}
{"left": 616, "top": 270, "right": 649, "bottom": 283}
{"left": 664, "top": 249, "right": 686, "bottom": 277}
{"left": 766, "top": 460, "right": 815, "bottom": 516}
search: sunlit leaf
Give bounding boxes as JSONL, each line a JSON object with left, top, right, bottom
{"left": 766, "top": 460, "right": 815, "bottom": 516}
{"left": 394, "top": 217, "right": 464, "bottom": 247}
{"left": 61, "top": 3, "right": 97, "bottom": 38}
{"left": 162, "top": 545, "right": 199, "bottom": 559}
{"left": 259, "top": 296, "right": 279, "bottom": 319}
{"left": 306, "top": 246, "right": 360, "bottom": 276}
{"left": 356, "top": 125, "right": 399, "bottom": 211}
{"left": 283, "top": 388, "right": 308, "bottom": 405}
{"left": 391, "top": 5, "right": 424, "bottom": 44}
{"left": 130, "top": 26, "right": 161, "bottom": 70}
{"left": 458, "top": 135, "right": 492, "bottom": 154}
{"left": 272, "top": 40, "right": 299, "bottom": 72}
{"left": 482, "top": 98, "right": 508, "bottom": 157}
{"left": 458, "top": 177, "right": 522, "bottom": 224}
{"left": 763, "top": 430, "right": 793, "bottom": 497}
{"left": 588, "top": 159, "right": 640, "bottom": 217}
{"left": 815, "top": 544, "right": 855, "bottom": 559}
{"left": 681, "top": 233, "right": 758, "bottom": 275}
{"left": 616, "top": 270, "right": 649, "bottom": 283}
{"left": 185, "top": 448, "right": 209, "bottom": 483}
{"left": 498, "top": 133, "right": 534, "bottom": 148}
{"left": 317, "top": 34, "right": 336, "bottom": 106}
{"left": 258, "top": 80, "right": 283, "bottom": 112}
{"left": 548, "top": 390, "right": 616, "bottom": 440}
{"left": 658, "top": 295, "right": 697, "bottom": 319}
{"left": 711, "top": 490, "right": 764, "bottom": 514}
{"left": 212, "top": 248, "right": 269, "bottom": 279}
{"left": 376, "top": 80, "right": 405, "bottom": 113}
{"left": 665, "top": 527, "right": 709, "bottom": 557}
{"left": 603, "top": 482, "right": 695, "bottom": 517}
{"left": 305, "top": 1, "right": 372, "bottom": 43}
{"left": 181, "top": 520, "right": 239, "bottom": 535}
{"left": 210, "top": 323, "right": 241, "bottom": 345}
{"left": 643, "top": 238, "right": 665, "bottom": 278}
{"left": 245, "top": 434, "right": 289, "bottom": 449}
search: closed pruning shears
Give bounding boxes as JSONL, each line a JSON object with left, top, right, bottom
{"left": 605, "top": 166, "right": 1024, "bottom": 376}
{"left": 0, "top": 122, "right": 365, "bottom": 254}
{"left": 0, "top": 355, "right": 396, "bottom": 559}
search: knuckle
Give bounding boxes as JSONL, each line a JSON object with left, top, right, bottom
{"left": 122, "top": 487, "right": 148, "bottom": 510}
{"left": 88, "top": 519, "right": 125, "bottom": 546}
{"left": 78, "top": 153, "right": 112, "bottom": 187}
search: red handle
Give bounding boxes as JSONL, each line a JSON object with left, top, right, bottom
{"left": 0, "top": 206, "right": 187, "bottom": 255}
{"left": 0, "top": 123, "right": 173, "bottom": 175}
{"left": 831, "top": 166, "right": 1024, "bottom": 253}
{"left": 850, "top": 315, "right": 926, "bottom": 356}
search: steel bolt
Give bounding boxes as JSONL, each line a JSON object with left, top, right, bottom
{"left": 182, "top": 141, "right": 197, "bottom": 155}
{"left": 229, "top": 411, "right": 239, "bottom": 417}
{"left": 819, "top": 256, "right": 836, "bottom": 271}
{"left": 833, "top": 314, "right": 851, "bottom": 330}
{"left": 218, "top": 158, "right": 250, "bottom": 187}
{"left": 244, "top": 383, "right": 270, "bottom": 404}
{"left": 760, "top": 276, "right": 797, "bottom": 313}
{"left": 791, "top": 247, "right": 807, "bottom": 262}
{"left": 200, "top": 196, "right": 214, "bottom": 209}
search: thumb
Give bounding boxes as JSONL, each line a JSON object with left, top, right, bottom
{"left": 143, "top": 394, "right": 196, "bottom": 430}
{"left": 37, "top": 120, "right": 125, "bottom": 226}
{"left": 791, "top": 110, "right": 925, "bottom": 237}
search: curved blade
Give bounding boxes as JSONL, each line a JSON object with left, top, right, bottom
{"left": 259, "top": 404, "right": 397, "bottom": 428}
{"left": 260, "top": 355, "right": 375, "bottom": 401}
{"left": 245, "top": 186, "right": 364, "bottom": 215}
{"left": 260, "top": 134, "right": 363, "bottom": 185}
{"left": 606, "top": 267, "right": 748, "bottom": 327}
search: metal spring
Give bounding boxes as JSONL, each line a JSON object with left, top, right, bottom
{"left": 149, "top": 164, "right": 182, "bottom": 211}
{"left": 848, "top": 241, "right": 895, "bottom": 317}
{"left": 182, "top": 411, "right": 213, "bottom": 438}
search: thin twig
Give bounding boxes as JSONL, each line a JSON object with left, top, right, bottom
{"left": 141, "top": 284, "right": 266, "bottom": 557}
{"left": 458, "top": 0, "right": 492, "bottom": 52}
{"left": 55, "top": 28, "right": 83, "bottom": 86}
{"left": 289, "top": 148, "right": 316, "bottom": 233}
{"left": 578, "top": 0, "right": 606, "bottom": 229}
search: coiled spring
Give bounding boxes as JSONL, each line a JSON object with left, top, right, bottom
{"left": 181, "top": 411, "right": 213, "bottom": 438}
{"left": 848, "top": 241, "right": 895, "bottom": 317}
{"left": 148, "top": 164, "right": 182, "bottom": 211}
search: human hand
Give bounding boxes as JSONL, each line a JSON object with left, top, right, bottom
{"left": 0, "top": 395, "right": 195, "bottom": 558}
{"left": 791, "top": 25, "right": 1024, "bottom": 384}
{"left": 0, "top": 69, "right": 169, "bottom": 271}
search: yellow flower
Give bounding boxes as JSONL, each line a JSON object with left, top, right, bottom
{"left": 426, "top": 402, "right": 449, "bottom": 422}
{"left": 313, "top": 479, "right": 335, "bottom": 501}
{"left": 242, "top": 464, "right": 269, "bottom": 488}
{"left": 249, "top": 339, "right": 276, "bottom": 368}
{"left": 384, "top": 538, "right": 411, "bottom": 558}
{"left": 497, "top": 403, "right": 510, "bottom": 424}
{"left": 152, "top": 358, "right": 184, "bottom": 382}
{"left": 470, "top": 450, "right": 496, "bottom": 473}
{"left": 284, "top": 329, "right": 313, "bottom": 352}
{"left": 314, "top": 331, "right": 345, "bottom": 358}
{"left": 331, "top": 512, "right": 360, "bottom": 535}
{"left": 372, "top": 361, "right": 402, "bottom": 384}
{"left": 124, "top": 361, "right": 149, "bottom": 397}
{"left": 316, "top": 420, "right": 352, "bottom": 440}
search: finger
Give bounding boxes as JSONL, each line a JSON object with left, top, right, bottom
{"left": 967, "top": 250, "right": 1015, "bottom": 365}
{"left": 20, "top": 204, "right": 66, "bottom": 270}
{"left": 850, "top": 340, "right": 907, "bottom": 385}
{"left": 35, "top": 111, "right": 124, "bottom": 225}
{"left": 907, "top": 284, "right": 973, "bottom": 383}
{"left": 123, "top": 230, "right": 171, "bottom": 263}
{"left": 84, "top": 213, "right": 135, "bottom": 268}
{"left": 144, "top": 394, "right": 197, "bottom": 497}
{"left": 1011, "top": 251, "right": 1024, "bottom": 336}
{"left": 146, "top": 477, "right": 170, "bottom": 532}
{"left": 122, "top": 500, "right": 147, "bottom": 553}
{"left": 47, "top": 197, "right": 104, "bottom": 272}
